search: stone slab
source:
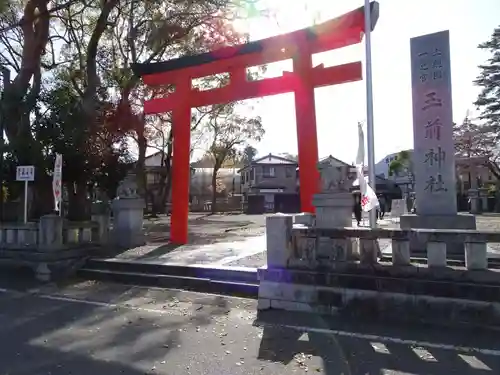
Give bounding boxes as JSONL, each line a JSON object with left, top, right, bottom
{"left": 400, "top": 213, "right": 476, "bottom": 256}
{"left": 313, "top": 192, "right": 353, "bottom": 228}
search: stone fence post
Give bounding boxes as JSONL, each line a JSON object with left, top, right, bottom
{"left": 266, "top": 214, "right": 293, "bottom": 268}
{"left": 38, "top": 214, "right": 64, "bottom": 251}
{"left": 464, "top": 235, "right": 488, "bottom": 270}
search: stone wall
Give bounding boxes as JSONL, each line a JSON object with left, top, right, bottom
{"left": 258, "top": 213, "right": 500, "bottom": 328}
{"left": 0, "top": 213, "right": 109, "bottom": 281}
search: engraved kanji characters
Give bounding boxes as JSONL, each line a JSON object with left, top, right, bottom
{"left": 422, "top": 92, "right": 442, "bottom": 110}
{"left": 424, "top": 117, "right": 442, "bottom": 140}
{"left": 417, "top": 48, "right": 443, "bottom": 82}
{"left": 424, "top": 174, "right": 447, "bottom": 192}
{"left": 424, "top": 147, "right": 446, "bottom": 168}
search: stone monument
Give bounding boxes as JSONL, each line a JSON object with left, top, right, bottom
{"left": 312, "top": 160, "right": 356, "bottom": 262}
{"left": 111, "top": 172, "right": 146, "bottom": 248}
{"left": 400, "top": 30, "right": 476, "bottom": 256}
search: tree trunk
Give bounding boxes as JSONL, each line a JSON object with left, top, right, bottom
{"left": 2, "top": 0, "right": 50, "bottom": 143}
{"left": 32, "top": 176, "right": 54, "bottom": 219}
{"left": 67, "top": 181, "right": 90, "bottom": 221}
{"left": 144, "top": 188, "right": 155, "bottom": 215}
{"left": 159, "top": 176, "right": 172, "bottom": 214}
{"left": 150, "top": 191, "right": 162, "bottom": 216}
{"left": 486, "top": 161, "right": 500, "bottom": 212}
{"left": 157, "top": 131, "right": 174, "bottom": 214}
{"left": 136, "top": 129, "right": 147, "bottom": 197}
{"left": 211, "top": 171, "right": 217, "bottom": 214}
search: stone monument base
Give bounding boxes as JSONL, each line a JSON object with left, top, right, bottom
{"left": 400, "top": 213, "right": 476, "bottom": 258}
{"left": 312, "top": 192, "right": 354, "bottom": 262}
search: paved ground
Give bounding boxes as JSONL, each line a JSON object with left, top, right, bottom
{"left": 100, "top": 213, "right": 500, "bottom": 268}
{"left": 104, "top": 213, "right": 266, "bottom": 264}
{"left": 1, "top": 275, "right": 500, "bottom": 375}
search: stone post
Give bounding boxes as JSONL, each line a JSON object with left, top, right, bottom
{"left": 464, "top": 236, "right": 487, "bottom": 270}
{"left": 392, "top": 238, "right": 411, "bottom": 265}
{"left": 426, "top": 241, "right": 447, "bottom": 267}
{"left": 266, "top": 214, "right": 293, "bottom": 268}
{"left": 38, "top": 214, "right": 64, "bottom": 251}
{"left": 111, "top": 173, "right": 145, "bottom": 248}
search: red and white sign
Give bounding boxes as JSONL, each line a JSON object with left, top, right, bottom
{"left": 52, "top": 153, "right": 62, "bottom": 211}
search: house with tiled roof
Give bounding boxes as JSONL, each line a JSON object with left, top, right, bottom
{"left": 238, "top": 153, "right": 299, "bottom": 213}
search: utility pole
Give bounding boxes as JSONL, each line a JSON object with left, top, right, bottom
{"left": 0, "top": 66, "right": 10, "bottom": 222}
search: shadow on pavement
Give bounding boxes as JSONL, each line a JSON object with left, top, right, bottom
{"left": 0, "top": 280, "right": 231, "bottom": 375}
{"left": 257, "top": 322, "right": 500, "bottom": 375}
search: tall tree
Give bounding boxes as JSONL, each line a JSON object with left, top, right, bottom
{"left": 207, "top": 107, "right": 264, "bottom": 212}
{"left": 453, "top": 115, "right": 500, "bottom": 179}
{"left": 241, "top": 145, "right": 257, "bottom": 164}
{"left": 35, "top": 77, "right": 133, "bottom": 219}
{"left": 474, "top": 25, "right": 500, "bottom": 131}
{"left": 102, "top": 0, "right": 261, "bottom": 209}
{"left": 453, "top": 114, "right": 500, "bottom": 210}
{"left": 471, "top": 25, "right": 500, "bottom": 202}
{"left": 0, "top": 0, "right": 52, "bottom": 213}
{"left": 0, "top": 0, "right": 267, "bottom": 219}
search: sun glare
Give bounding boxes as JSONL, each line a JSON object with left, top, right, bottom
{"left": 234, "top": 0, "right": 363, "bottom": 41}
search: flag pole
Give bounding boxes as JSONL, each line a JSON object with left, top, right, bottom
{"left": 364, "top": 0, "right": 377, "bottom": 228}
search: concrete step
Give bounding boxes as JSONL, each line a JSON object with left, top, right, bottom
{"left": 379, "top": 255, "right": 500, "bottom": 268}
{"left": 85, "top": 258, "right": 259, "bottom": 283}
{"left": 78, "top": 268, "right": 258, "bottom": 299}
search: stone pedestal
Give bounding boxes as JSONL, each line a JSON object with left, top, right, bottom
{"left": 313, "top": 190, "right": 354, "bottom": 263}
{"left": 400, "top": 213, "right": 476, "bottom": 258}
{"left": 111, "top": 198, "right": 145, "bottom": 248}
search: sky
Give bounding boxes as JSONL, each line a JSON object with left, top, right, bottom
{"left": 234, "top": 0, "right": 500, "bottom": 164}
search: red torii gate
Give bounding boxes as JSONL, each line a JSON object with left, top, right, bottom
{"left": 132, "top": 2, "right": 379, "bottom": 244}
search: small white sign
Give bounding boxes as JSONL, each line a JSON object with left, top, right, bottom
{"left": 16, "top": 165, "right": 35, "bottom": 181}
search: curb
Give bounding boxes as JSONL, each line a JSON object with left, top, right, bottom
{"left": 78, "top": 259, "right": 259, "bottom": 299}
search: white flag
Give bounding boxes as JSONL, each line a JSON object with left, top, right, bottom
{"left": 356, "top": 123, "right": 379, "bottom": 212}
{"left": 52, "top": 153, "right": 62, "bottom": 212}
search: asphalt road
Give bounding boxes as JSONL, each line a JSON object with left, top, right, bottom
{"left": 1, "top": 277, "right": 500, "bottom": 375}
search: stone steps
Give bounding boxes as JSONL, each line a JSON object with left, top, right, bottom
{"left": 78, "top": 259, "right": 259, "bottom": 298}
